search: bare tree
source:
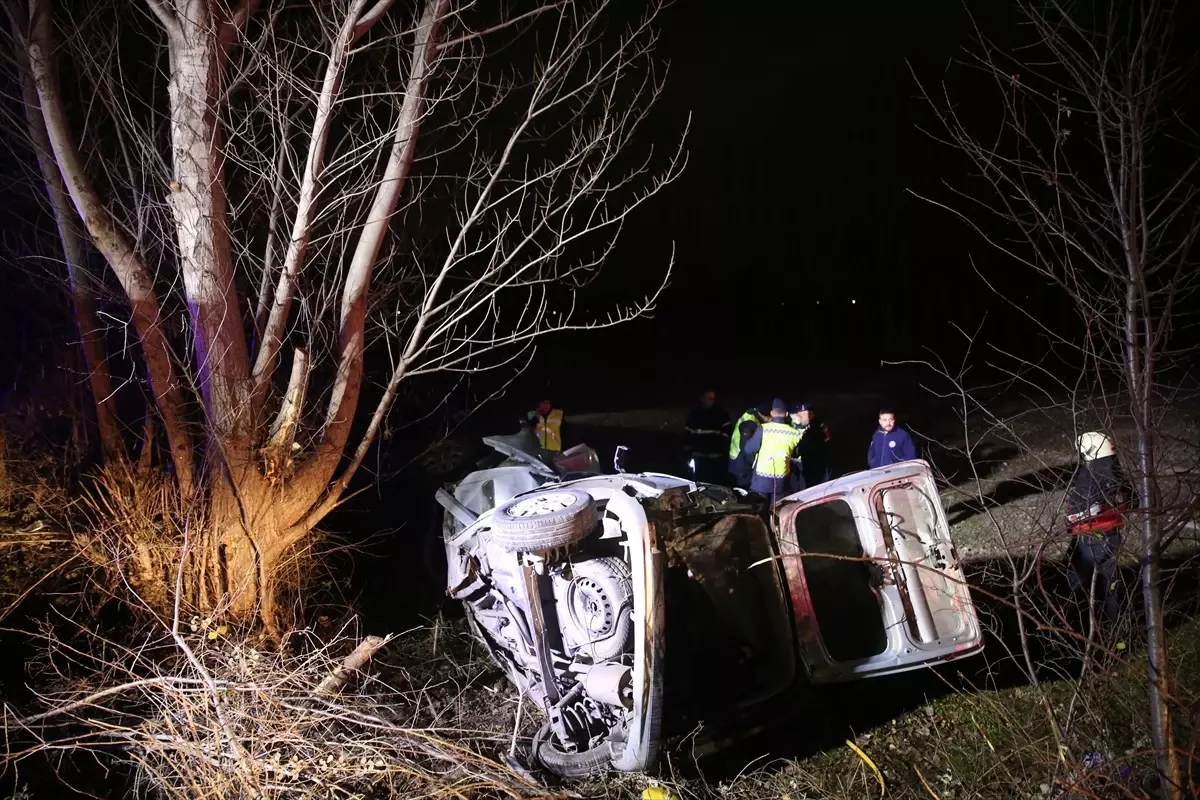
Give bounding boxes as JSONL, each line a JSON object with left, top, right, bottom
{"left": 913, "top": 1, "right": 1199, "bottom": 795}
{"left": 4, "top": 0, "right": 682, "bottom": 633}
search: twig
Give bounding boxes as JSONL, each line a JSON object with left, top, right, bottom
{"left": 315, "top": 634, "right": 388, "bottom": 696}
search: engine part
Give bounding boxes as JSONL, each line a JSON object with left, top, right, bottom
{"left": 581, "top": 662, "right": 633, "bottom": 710}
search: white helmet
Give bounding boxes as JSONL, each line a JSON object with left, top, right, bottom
{"left": 1078, "top": 431, "right": 1115, "bottom": 461}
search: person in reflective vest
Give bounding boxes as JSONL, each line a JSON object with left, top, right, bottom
{"left": 533, "top": 400, "right": 563, "bottom": 452}
{"left": 740, "top": 398, "right": 804, "bottom": 497}
{"left": 685, "top": 390, "right": 732, "bottom": 483}
{"left": 728, "top": 405, "right": 760, "bottom": 459}
{"left": 727, "top": 402, "right": 769, "bottom": 488}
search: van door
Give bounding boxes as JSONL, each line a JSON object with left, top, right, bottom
{"left": 774, "top": 460, "right": 983, "bottom": 683}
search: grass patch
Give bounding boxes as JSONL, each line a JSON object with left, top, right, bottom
{"left": 573, "top": 617, "right": 1200, "bottom": 800}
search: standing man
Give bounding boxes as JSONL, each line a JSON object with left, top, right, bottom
{"left": 1066, "top": 431, "right": 1130, "bottom": 622}
{"left": 742, "top": 398, "right": 804, "bottom": 498}
{"left": 790, "top": 401, "right": 832, "bottom": 488}
{"left": 867, "top": 408, "right": 917, "bottom": 468}
{"left": 685, "top": 390, "right": 733, "bottom": 484}
{"left": 728, "top": 402, "right": 768, "bottom": 477}
{"left": 534, "top": 400, "right": 563, "bottom": 452}
{"left": 727, "top": 418, "right": 761, "bottom": 489}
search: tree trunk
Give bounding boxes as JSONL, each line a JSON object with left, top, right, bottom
{"left": 1135, "top": 399, "right": 1182, "bottom": 797}
{"left": 14, "top": 42, "right": 123, "bottom": 464}
{"left": 165, "top": 8, "right": 252, "bottom": 448}
{"left": 293, "top": 0, "right": 448, "bottom": 505}
{"left": 206, "top": 464, "right": 312, "bottom": 633}
{"left": 0, "top": 426, "right": 10, "bottom": 509}
{"left": 1141, "top": 524, "right": 1181, "bottom": 797}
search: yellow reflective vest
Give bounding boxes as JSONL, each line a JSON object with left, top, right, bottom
{"left": 754, "top": 421, "right": 802, "bottom": 478}
{"left": 729, "top": 410, "right": 759, "bottom": 459}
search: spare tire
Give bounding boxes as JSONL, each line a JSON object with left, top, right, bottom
{"left": 490, "top": 489, "right": 597, "bottom": 552}
{"left": 555, "top": 557, "right": 634, "bottom": 661}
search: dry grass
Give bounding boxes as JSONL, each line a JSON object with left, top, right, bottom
{"left": 5, "top": 584, "right": 1200, "bottom": 800}
{"left": 4, "top": 618, "right": 559, "bottom": 800}
{"left": 560, "top": 617, "right": 1200, "bottom": 800}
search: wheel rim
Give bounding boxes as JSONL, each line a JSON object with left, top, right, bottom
{"left": 566, "top": 575, "right": 617, "bottom": 641}
{"left": 506, "top": 492, "right": 580, "bottom": 518}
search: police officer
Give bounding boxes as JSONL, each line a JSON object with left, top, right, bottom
{"left": 741, "top": 398, "right": 804, "bottom": 498}
{"left": 790, "top": 401, "right": 832, "bottom": 488}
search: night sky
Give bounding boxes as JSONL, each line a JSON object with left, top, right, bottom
{"left": 576, "top": 0, "right": 1037, "bottom": 370}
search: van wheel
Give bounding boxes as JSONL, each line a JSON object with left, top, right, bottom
{"left": 534, "top": 723, "right": 614, "bottom": 777}
{"left": 490, "top": 489, "right": 596, "bottom": 552}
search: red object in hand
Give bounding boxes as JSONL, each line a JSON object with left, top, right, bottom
{"left": 1067, "top": 503, "right": 1129, "bottom": 535}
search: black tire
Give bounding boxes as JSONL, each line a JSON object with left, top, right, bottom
{"left": 534, "top": 723, "right": 614, "bottom": 778}
{"left": 490, "top": 489, "right": 596, "bottom": 552}
{"left": 555, "top": 557, "right": 634, "bottom": 661}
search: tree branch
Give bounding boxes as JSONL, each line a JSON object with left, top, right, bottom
{"left": 294, "top": 0, "right": 449, "bottom": 505}
{"left": 249, "top": 0, "right": 378, "bottom": 422}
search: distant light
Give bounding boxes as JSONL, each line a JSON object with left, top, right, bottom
{"left": 816, "top": 300, "right": 820, "bottom": 305}
{"left": 851, "top": 299, "right": 857, "bottom": 305}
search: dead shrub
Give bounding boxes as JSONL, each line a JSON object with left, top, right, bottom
{"left": 76, "top": 461, "right": 193, "bottom": 614}
{"left": 5, "top": 619, "right": 546, "bottom": 800}
{"left": 74, "top": 462, "right": 319, "bottom": 630}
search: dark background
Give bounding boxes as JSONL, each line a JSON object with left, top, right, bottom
{"left": 503, "top": 0, "right": 1070, "bottom": 411}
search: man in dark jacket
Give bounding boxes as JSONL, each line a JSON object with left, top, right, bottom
{"left": 1067, "top": 432, "right": 1129, "bottom": 518}
{"left": 727, "top": 418, "right": 760, "bottom": 490}
{"left": 728, "top": 401, "right": 769, "bottom": 486}
{"left": 790, "top": 401, "right": 831, "bottom": 488}
{"left": 867, "top": 408, "right": 917, "bottom": 468}
{"left": 1066, "top": 431, "right": 1130, "bottom": 621}
{"left": 685, "top": 391, "right": 733, "bottom": 484}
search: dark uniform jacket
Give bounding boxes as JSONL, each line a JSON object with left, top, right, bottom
{"left": 1067, "top": 455, "right": 1129, "bottom": 515}
{"left": 795, "top": 421, "right": 831, "bottom": 487}
{"left": 685, "top": 404, "right": 732, "bottom": 459}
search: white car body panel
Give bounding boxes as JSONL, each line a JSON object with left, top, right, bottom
{"left": 776, "top": 460, "right": 983, "bottom": 682}
{"left": 441, "top": 438, "right": 983, "bottom": 777}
